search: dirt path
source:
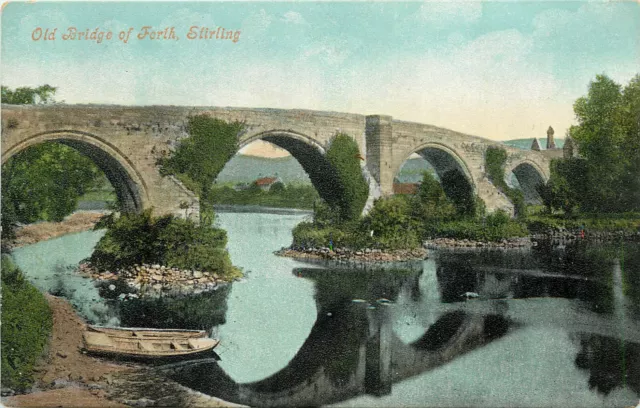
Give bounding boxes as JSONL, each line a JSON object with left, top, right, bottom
{"left": 2, "top": 295, "right": 134, "bottom": 408}
{"left": 2, "top": 295, "right": 244, "bottom": 408}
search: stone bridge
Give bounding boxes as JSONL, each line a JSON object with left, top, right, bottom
{"left": 1, "top": 104, "right": 553, "bottom": 217}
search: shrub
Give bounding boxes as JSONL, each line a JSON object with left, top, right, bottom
{"left": 1, "top": 255, "right": 52, "bottom": 391}
{"left": 485, "top": 146, "right": 525, "bottom": 217}
{"left": 362, "top": 196, "right": 422, "bottom": 249}
{"left": 326, "top": 133, "right": 369, "bottom": 221}
{"left": 89, "top": 210, "right": 240, "bottom": 279}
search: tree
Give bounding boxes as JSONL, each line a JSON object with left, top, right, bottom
{"left": 1, "top": 85, "right": 57, "bottom": 105}
{"left": 413, "top": 171, "right": 456, "bottom": 221}
{"left": 563, "top": 74, "right": 640, "bottom": 212}
{"left": 159, "top": 115, "right": 243, "bottom": 224}
{"left": 325, "top": 134, "right": 369, "bottom": 222}
{"left": 1, "top": 86, "right": 104, "bottom": 237}
{"left": 2, "top": 143, "right": 102, "bottom": 224}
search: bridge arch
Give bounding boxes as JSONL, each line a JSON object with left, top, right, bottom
{"left": 392, "top": 142, "right": 477, "bottom": 213}
{"left": 237, "top": 130, "right": 344, "bottom": 207}
{"left": 1, "top": 130, "right": 149, "bottom": 213}
{"left": 507, "top": 159, "right": 548, "bottom": 204}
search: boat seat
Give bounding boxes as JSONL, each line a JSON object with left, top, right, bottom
{"left": 171, "top": 342, "right": 186, "bottom": 350}
{"left": 138, "top": 341, "right": 156, "bottom": 352}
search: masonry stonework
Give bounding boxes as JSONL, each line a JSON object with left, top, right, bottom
{"left": 1, "top": 104, "right": 552, "bottom": 217}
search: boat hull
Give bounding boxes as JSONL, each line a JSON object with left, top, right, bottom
{"left": 82, "top": 327, "right": 219, "bottom": 362}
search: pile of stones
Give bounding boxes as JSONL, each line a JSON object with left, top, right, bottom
{"left": 276, "top": 247, "right": 428, "bottom": 262}
{"left": 422, "top": 237, "right": 532, "bottom": 249}
{"left": 78, "top": 263, "right": 222, "bottom": 297}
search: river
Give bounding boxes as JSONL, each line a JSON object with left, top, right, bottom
{"left": 10, "top": 211, "right": 640, "bottom": 407}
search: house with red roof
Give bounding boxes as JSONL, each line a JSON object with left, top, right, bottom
{"left": 253, "top": 176, "right": 281, "bottom": 191}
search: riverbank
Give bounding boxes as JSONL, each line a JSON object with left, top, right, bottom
{"left": 423, "top": 236, "right": 533, "bottom": 250}
{"left": 78, "top": 262, "right": 234, "bottom": 298}
{"left": 2, "top": 294, "right": 133, "bottom": 408}
{"left": 2, "top": 294, "right": 244, "bottom": 408}
{"left": 275, "top": 247, "right": 428, "bottom": 263}
{"left": 8, "top": 211, "right": 105, "bottom": 249}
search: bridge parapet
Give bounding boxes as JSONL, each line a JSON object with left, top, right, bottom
{"left": 2, "top": 104, "right": 552, "bottom": 217}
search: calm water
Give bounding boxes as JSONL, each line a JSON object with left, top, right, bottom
{"left": 11, "top": 212, "right": 640, "bottom": 407}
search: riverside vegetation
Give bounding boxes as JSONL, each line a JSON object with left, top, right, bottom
{"left": 1, "top": 256, "right": 53, "bottom": 393}
{"left": 292, "top": 74, "right": 640, "bottom": 252}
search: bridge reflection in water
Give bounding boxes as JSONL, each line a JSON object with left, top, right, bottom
{"left": 159, "top": 266, "right": 512, "bottom": 407}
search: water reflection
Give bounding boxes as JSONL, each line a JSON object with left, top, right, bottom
{"left": 162, "top": 266, "right": 513, "bottom": 407}
{"left": 575, "top": 333, "right": 640, "bottom": 396}
{"left": 10, "top": 216, "right": 640, "bottom": 407}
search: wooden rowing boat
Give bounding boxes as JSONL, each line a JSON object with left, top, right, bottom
{"left": 87, "top": 325, "right": 207, "bottom": 339}
{"left": 82, "top": 326, "right": 219, "bottom": 360}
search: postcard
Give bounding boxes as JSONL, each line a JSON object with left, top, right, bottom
{"left": 1, "top": 1, "right": 639, "bottom": 407}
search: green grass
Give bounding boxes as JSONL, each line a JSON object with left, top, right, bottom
{"left": 77, "top": 189, "right": 116, "bottom": 202}
{"left": 208, "top": 183, "right": 319, "bottom": 209}
{"left": 1, "top": 255, "right": 52, "bottom": 391}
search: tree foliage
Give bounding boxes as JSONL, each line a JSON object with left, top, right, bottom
{"left": 570, "top": 74, "right": 640, "bottom": 212}
{"left": 1, "top": 84, "right": 57, "bottom": 105}
{"left": 2, "top": 142, "right": 103, "bottom": 229}
{"left": 325, "top": 133, "right": 369, "bottom": 222}
{"left": 541, "top": 74, "right": 640, "bottom": 213}
{"left": 1, "top": 255, "right": 53, "bottom": 391}
{"left": 2, "top": 86, "right": 105, "bottom": 237}
{"left": 159, "top": 115, "right": 243, "bottom": 223}
{"left": 484, "top": 146, "right": 525, "bottom": 217}
{"left": 89, "top": 210, "right": 240, "bottom": 278}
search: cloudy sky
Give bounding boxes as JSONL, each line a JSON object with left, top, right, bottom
{"left": 2, "top": 1, "right": 639, "bottom": 145}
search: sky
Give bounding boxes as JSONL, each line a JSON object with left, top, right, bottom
{"left": 2, "top": 1, "right": 639, "bottom": 150}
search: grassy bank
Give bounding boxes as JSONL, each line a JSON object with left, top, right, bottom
{"left": 208, "top": 182, "right": 319, "bottom": 210}
{"left": 1, "top": 255, "right": 53, "bottom": 392}
{"left": 526, "top": 213, "right": 640, "bottom": 235}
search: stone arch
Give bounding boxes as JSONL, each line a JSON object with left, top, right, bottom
{"left": 507, "top": 160, "right": 547, "bottom": 204}
{"left": 1, "top": 130, "right": 148, "bottom": 213}
{"left": 237, "top": 130, "right": 345, "bottom": 207}
{"left": 393, "top": 143, "right": 477, "bottom": 213}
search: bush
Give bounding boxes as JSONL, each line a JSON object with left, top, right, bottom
{"left": 485, "top": 146, "right": 525, "bottom": 217}
{"left": 362, "top": 196, "right": 422, "bottom": 249}
{"left": 326, "top": 133, "right": 369, "bottom": 221}
{"left": 1, "top": 255, "right": 52, "bottom": 391}
{"left": 89, "top": 210, "right": 240, "bottom": 279}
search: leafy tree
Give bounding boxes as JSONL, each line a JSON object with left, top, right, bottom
{"left": 159, "top": 115, "right": 243, "bottom": 224}
{"left": 325, "top": 133, "right": 369, "bottom": 222}
{"left": 538, "top": 158, "right": 588, "bottom": 214}
{"left": 1, "top": 84, "right": 57, "bottom": 105}
{"left": 362, "top": 195, "right": 421, "bottom": 249}
{"left": 89, "top": 209, "right": 239, "bottom": 278}
{"left": 2, "top": 143, "right": 102, "bottom": 226}
{"left": 411, "top": 171, "right": 457, "bottom": 221}
{"left": 544, "top": 74, "right": 640, "bottom": 213}
{"left": 2, "top": 86, "right": 106, "bottom": 237}
{"left": 270, "top": 181, "right": 286, "bottom": 194}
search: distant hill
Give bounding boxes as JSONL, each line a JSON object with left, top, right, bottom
{"left": 395, "top": 157, "right": 435, "bottom": 183}
{"left": 502, "top": 138, "right": 564, "bottom": 150}
{"left": 216, "top": 154, "right": 437, "bottom": 185}
{"left": 216, "top": 155, "right": 311, "bottom": 184}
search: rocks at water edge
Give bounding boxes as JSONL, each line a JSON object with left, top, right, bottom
{"left": 422, "top": 237, "right": 532, "bottom": 250}
{"left": 275, "top": 247, "right": 428, "bottom": 263}
{"left": 77, "top": 263, "right": 224, "bottom": 297}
